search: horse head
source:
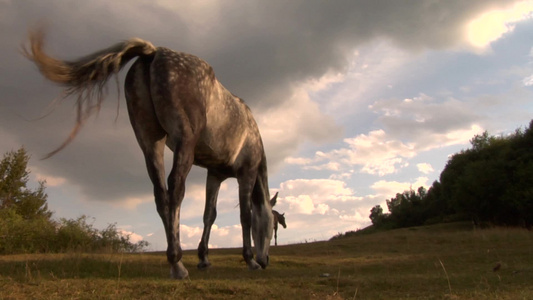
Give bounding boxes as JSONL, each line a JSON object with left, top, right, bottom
{"left": 252, "top": 192, "right": 278, "bottom": 269}
{"left": 279, "top": 212, "right": 287, "bottom": 229}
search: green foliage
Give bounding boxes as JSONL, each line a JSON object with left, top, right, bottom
{"left": 0, "top": 207, "right": 57, "bottom": 253}
{"left": 369, "top": 120, "right": 533, "bottom": 230}
{"left": 441, "top": 122, "right": 533, "bottom": 226}
{"left": 390, "top": 187, "right": 427, "bottom": 226}
{"left": 369, "top": 205, "right": 385, "bottom": 226}
{"left": 54, "top": 216, "right": 149, "bottom": 253}
{"left": 0, "top": 147, "right": 52, "bottom": 219}
{"left": 0, "top": 147, "right": 148, "bottom": 254}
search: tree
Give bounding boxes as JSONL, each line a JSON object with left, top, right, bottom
{"left": 0, "top": 147, "right": 52, "bottom": 219}
{"left": 365, "top": 120, "right": 533, "bottom": 232}
{"left": 385, "top": 188, "right": 425, "bottom": 228}
{"left": 369, "top": 205, "right": 385, "bottom": 226}
{"left": 470, "top": 131, "right": 493, "bottom": 152}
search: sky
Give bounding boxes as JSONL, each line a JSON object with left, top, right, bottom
{"left": 1, "top": 1, "right": 533, "bottom": 251}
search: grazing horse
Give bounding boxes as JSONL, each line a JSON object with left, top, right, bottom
{"left": 272, "top": 210, "right": 286, "bottom": 246}
{"left": 23, "top": 29, "right": 276, "bottom": 279}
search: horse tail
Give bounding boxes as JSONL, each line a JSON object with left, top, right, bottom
{"left": 22, "top": 28, "right": 157, "bottom": 158}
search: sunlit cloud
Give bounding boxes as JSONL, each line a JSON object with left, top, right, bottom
{"left": 287, "top": 129, "right": 416, "bottom": 176}
{"left": 118, "top": 229, "right": 144, "bottom": 244}
{"left": 279, "top": 179, "right": 361, "bottom": 203}
{"left": 286, "top": 91, "right": 485, "bottom": 176}
{"left": 178, "top": 223, "right": 242, "bottom": 250}
{"left": 465, "top": 1, "right": 533, "bottom": 51}
{"left": 417, "top": 163, "right": 434, "bottom": 175}
{"left": 257, "top": 71, "right": 344, "bottom": 170}
{"left": 371, "top": 177, "right": 430, "bottom": 201}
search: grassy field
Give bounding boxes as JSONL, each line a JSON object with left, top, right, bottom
{"left": 1, "top": 222, "right": 532, "bottom": 299}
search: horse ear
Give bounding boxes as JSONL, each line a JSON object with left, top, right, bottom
{"left": 282, "top": 213, "right": 285, "bottom": 216}
{"left": 270, "top": 192, "right": 279, "bottom": 207}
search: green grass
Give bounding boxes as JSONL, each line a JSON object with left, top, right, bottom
{"left": 1, "top": 223, "right": 532, "bottom": 299}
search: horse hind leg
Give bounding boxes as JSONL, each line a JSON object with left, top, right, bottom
{"left": 140, "top": 138, "right": 189, "bottom": 279}
{"left": 125, "top": 58, "right": 189, "bottom": 279}
{"left": 146, "top": 144, "right": 189, "bottom": 279}
{"left": 158, "top": 111, "right": 202, "bottom": 279}
{"left": 197, "top": 170, "right": 225, "bottom": 269}
{"left": 165, "top": 141, "right": 196, "bottom": 279}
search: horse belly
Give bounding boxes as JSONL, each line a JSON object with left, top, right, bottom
{"left": 193, "top": 129, "right": 247, "bottom": 172}
{"left": 193, "top": 140, "right": 232, "bottom": 169}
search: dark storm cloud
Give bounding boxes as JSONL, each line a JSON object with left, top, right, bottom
{"left": 0, "top": 0, "right": 520, "bottom": 203}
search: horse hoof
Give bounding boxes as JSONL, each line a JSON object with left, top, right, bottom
{"left": 257, "top": 257, "right": 269, "bottom": 269}
{"left": 197, "top": 261, "right": 212, "bottom": 270}
{"left": 170, "top": 261, "right": 189, "bottom": 279}
{"left": 247, "top": 259, "right": 262, "bottom": 270}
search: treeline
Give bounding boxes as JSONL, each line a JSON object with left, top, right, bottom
{"left": 0, "top": 148, "right": 148, "bottom": 254}
{"left": 370, "top": 120, "right": 533, "bottom": 230}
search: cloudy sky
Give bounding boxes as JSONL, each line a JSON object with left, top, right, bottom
{"left": 2, "top": 1, "right": 533, "bottom": 251}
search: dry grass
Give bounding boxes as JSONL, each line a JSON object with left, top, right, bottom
{"left": 1, "top": 223, "right": 532, "bottom": 299}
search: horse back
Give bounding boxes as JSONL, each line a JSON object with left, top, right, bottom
{"left": 141, "top": 47, "right": 264, "bottom": 175}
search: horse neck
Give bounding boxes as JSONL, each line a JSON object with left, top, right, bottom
{"left": 253, "top": 153, "right": 270, "bottom": 205}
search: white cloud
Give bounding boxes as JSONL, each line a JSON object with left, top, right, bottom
{"left": 417, "top": 163, "right": 434, "bottom": 175}
{"left": 257, "top": 72, "right": 344, "bottom": 170}
{"left": 181, "top": 224, "right": 203, "bottom": 239}
{"left": 282, "top": 196, "right": 331, "bottom": 215}
{"left": 523, "top": 74, "right": 533, "bottom": 86}
{"left": 288, "top": 91, "right": 485, "bottom": 177}
{"left": 284, "top": 157, "right": 314, "bottom": 165}
{"left": 280, "top": 179, "right": 360, "bottom": 203}
{"left": 315, "top": 203, "right": 330, "bottom": 215}
{"left": 421, "top": 124, "right": 483, "bottom": 150}
{"left": 287, "top": 129, "right": 416, "bottom": 176}
{"left": 284, "top": 195, "right": 315, "bottom": 214}
{"left": 465, "top": 1, "right": 533, "bottom": 51}
{"left": 523, "top": 48, "right": 533, "bottom": 85}
{"left": 318, "top": 42, "right": 412, "bottom": 118}
{"left": 339, "top": 210, "right": 367, "bottom": 223}
{"left": 370, "top": 177, "right": 430, "bottom": 201}
{"left": 176, "top": 223, "right": 243, "bottom": 250}
{"left": 329, "top": 171, "right": 354, "bottom": 180}
{"left": 303, "top": 162, "right": 341, "bottom": 171}
{"left": 119, "top": 230, "right": 144, "bottom": 244}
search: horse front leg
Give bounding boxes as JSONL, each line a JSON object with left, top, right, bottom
{"left": 166, "top": 144, "right": 195, "bottom": 279}
{"left": 197, "top": 170, "right": 225, "bottom": 269}
{"left": 274, "top": 225, "right": 278, "bottom": 246}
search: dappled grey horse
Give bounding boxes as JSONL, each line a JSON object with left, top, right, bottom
{"left": 24, "top": 29, "right": 276, "bottom": 279}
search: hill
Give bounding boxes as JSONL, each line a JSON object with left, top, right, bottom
{"left": 1, "top": 222, "right": 531, "bottom": 299}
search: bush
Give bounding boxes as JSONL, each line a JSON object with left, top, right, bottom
{"left": 0, "top": 207, "right": 57, "bottom": 254}
{"left": 0, "top": 147, "right": 149, "bottom": 254}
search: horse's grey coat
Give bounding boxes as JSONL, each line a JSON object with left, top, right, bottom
{"left": 24, "top": 30, "right": 276, "bottom": 279}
